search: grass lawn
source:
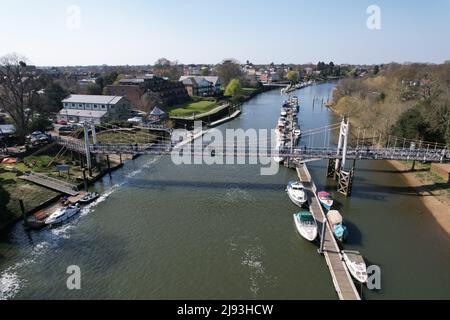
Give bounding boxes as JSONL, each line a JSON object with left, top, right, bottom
{"left": 242, "top": 87, "right": 258, "bottom": 94}
{"left": 97, "top": 130, "right": 158, "bottom": 144}
{"left": 169, "top": 100, "right": 218, "bottom": 117}
{"left": 0, "top": 163, "right": 59, "bottom": 228}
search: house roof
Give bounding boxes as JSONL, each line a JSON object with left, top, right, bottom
{"left": 179, "top": 76, "right": 220, "bottom": 86}
{"left": 149, "top": 107, "right": 166, "bottom": 116}
{"left": 58, "top": 109, "right": 108, "bottom": 118}
{"left": 181, "top": 77, "right": 198, "bottom": 86}
{"left": 62, "top": 94, "right": 124, "bottom": 105}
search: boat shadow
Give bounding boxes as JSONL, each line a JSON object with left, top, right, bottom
{"left": 343, "top": 220, "right": 362, "bottom": 246}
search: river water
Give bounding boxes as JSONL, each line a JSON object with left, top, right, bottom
{"left": 1, "top": 83, "right": 449, "bottom": 300}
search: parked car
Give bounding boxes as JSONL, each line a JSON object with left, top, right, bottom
{"left": 58, "top": 125, "right": 76, "bottom": 132}
{"left": 57, "top": 119, "right": 68, "bottom": 125}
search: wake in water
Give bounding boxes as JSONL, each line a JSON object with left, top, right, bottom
{"left": 0, "top": 156, "right": 161, "bottom": 300}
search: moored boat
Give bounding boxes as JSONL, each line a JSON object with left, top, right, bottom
{"left": 326, "top": 210, "right": 348, "bottom": 242}
{"left": 318, "top": 191, "right": 333, "bottom": 210}
{"left": 342, "top": 250, "right": 368, "bottom": 283}
{"left": 293, "top": 209, "right": 318, "bottom": 241}
{"left": 286, "top": 181, "right": 308, "bottom": 207}
{"left": 78, "top": 192, "right": 99, "bottom": 204}
{"left": 44, "top": 204, "right": 81, "bottom": 226}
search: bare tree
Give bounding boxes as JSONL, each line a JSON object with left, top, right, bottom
{"left": 0, "top": 53, "right": 41, "bottom": 143}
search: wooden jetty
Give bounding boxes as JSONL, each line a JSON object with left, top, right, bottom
{"left": 20, "top": 172, "right": 79, "bottom": 196}
{"left": 297, "top": 163, "right": 361, "bottom": 300}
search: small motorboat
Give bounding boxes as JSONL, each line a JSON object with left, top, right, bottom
{"left": 280, "top": 110, "right": 287, "bottom": 117}
{"left": 286, "top": 181, "right": 308, "bottom": 207}
{"left": 78, "top": 192, "right": 99, "bottom": 204}
{"left": 342, "top": 250, "right": 368, "bottom": 283}
{"left": 318, "top": 191, "right": 333, "bottom": 210}
{"left": 293, "top": 128, "right": 301, "bottom": 138}
{"left": 293, "top": 209, "right": 318, "bottom": 241}
{"left": 326, "top": 210, "right": 348, "bottom": 242}
{"left": 45, "top": 204, "right": 81, "bottom": 226}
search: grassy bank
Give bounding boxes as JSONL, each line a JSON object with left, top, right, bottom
{"left": 0, "top": 162, "right": 59, "bottom": 229}
{"left": 169, "top": 98, "right": 218, "bottom": 117}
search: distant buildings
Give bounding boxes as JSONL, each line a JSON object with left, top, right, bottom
{"left": 105, "top": 75, "right": 189, "bottom": 111}
{"left": 179, "top": 76, "right": 221, "bottom": 96}
{"left": 259, "top": 72, "right": 280, "bottom": 83}
{"left": 58, "top": 95, "right": 131, "bottom": 124}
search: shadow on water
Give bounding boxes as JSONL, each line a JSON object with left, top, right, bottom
{"left": 344, "top": 220, "right": 363, "bottom": 246}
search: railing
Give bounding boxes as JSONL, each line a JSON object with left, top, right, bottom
{"left": 54, "top": 137, "right": 450, "bottom": 162}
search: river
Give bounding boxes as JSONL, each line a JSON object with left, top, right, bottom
{"left": 1, "top": 83, "right": 449, "bottom": 300}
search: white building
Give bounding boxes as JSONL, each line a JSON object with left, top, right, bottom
{"left": 58, "top": 95, "right": 131, "bottom": 124}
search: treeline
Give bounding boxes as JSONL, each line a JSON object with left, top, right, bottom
{"left": 332, "top": 62, "right": 450, "bottom": 145}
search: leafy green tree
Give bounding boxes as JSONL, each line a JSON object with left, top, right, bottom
{"left": 391, "top": 107, "right": 428, "bottom": 140}
{"left": 224, "top": 79, "right": 242, "bottom": 100}
{"left": 287, "top": 71, "right": 299, "bottom": 83}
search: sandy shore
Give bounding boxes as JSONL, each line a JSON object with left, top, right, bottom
{"left": 387, "top": 160, "right": 450, "bottom": 237}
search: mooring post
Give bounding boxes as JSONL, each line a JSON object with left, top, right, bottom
{"left": 19, "top": 199, "right": 27, "bottom": 227}
{"left": 318, "top": 218, "right": 327, "bottom": 254}
{"left": 106, "top": 155, "right": 112, "bottom": 178}
{"left": 411, "top": 160, "right": 416, "bottom": 171}
{"left": 82, "top": 169, "right": 88, "bottom": 192}
{"left": 119, "top": 153, "right": 123, "bottom": 165}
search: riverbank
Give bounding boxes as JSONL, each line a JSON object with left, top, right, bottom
{"left": 326, "top": 102, "right": 450, "bottom": 237}
{"left": 0, "top": 150, "right": 130, "bottom": 232}
{"left": 387, "top": 160, "right": 450, "bottom": 236}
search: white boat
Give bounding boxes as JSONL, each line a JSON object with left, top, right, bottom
{"left": 77, "top": 192, "right": 99, "bottom": 204}
{"left": 318, "top": 191, "right": 333, "bottom": 210}
{"left": 293, "top": 128, "right": 301, "bottom": 138}
{"left": 342, "top": 250, "right": 368, "bottom": 283}
{"left": 286, "top": 181, "right": 308, "bottom": 207}
{"left": 45, "top": 205, "right": 80, "bottom": 226}
{"left": 280, "top": 110, "right": 287, "bottom": 117}
{"left": 293, "top": 209, "right": 318, "bottom": 241}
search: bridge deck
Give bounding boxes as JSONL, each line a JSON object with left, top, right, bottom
{"left": 297, "top": 164, "right": 360, "bottom": 300}
{"left": 20, "top": 172, "right": 79, "bottom": 196}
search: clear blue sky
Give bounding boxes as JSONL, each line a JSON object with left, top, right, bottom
{"left": 1, "top": 0, "right": 449, "bottom": 66}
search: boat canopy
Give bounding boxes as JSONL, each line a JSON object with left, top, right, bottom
{"left": 318, "top": 191, "right": 331, "bottom": 197}
{"left": 327, "top": 210, "right": 343, "bottom": 224}
{"left": 299, "top": 212, "right": 314, "bottom": 222}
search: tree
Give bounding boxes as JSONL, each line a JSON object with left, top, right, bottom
{"left": 95, "top": 71, "right": 119, "bottom": 91}
{"left": 216, "top": 59, "right": 242, "bottom": 87}
{"left": 86, "top": 83, "right": 102, "bottom": 95}
{"left": 224, "top": 79, "right": 242, "bottom": 101}
{"left": 0, "top": 54, "right": 41, "bottom": 143}
{"left": 200, "top": 68, "right": 209, "bottom": 76}
{"left": 153, "top": 58, "right": 182, "bottom": 80}
{"left": 43, "top": 81, "right": 69, "bottom": 113}
{"left": 287, "top": 71, "right": 299, "bottom": 83}
{"left": 373, "top": 65, "right": 380, "bottom": 75}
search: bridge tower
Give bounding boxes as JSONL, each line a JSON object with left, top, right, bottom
{"left": 326, "top": 118, "right": 355, "bottom": 196}
{"left": 83, "top": 123, "right": 92, "bottom": 176}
